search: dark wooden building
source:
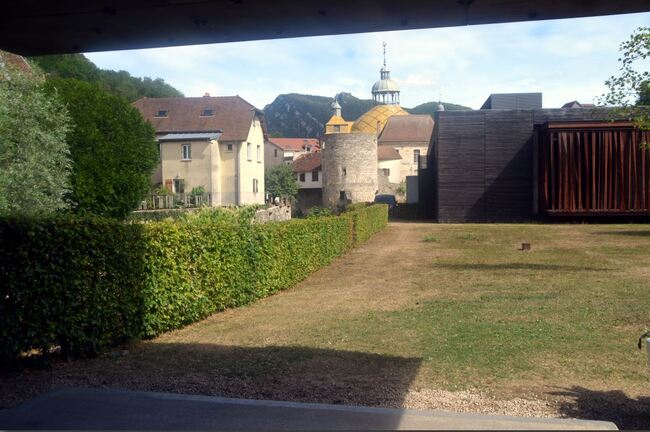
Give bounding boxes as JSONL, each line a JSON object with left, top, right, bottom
{"left": 419, "top": 108, "right": 650, "bottom": 222}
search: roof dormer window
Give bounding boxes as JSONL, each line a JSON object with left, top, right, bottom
{"left": 200, "top": 109, "right": 214, "bottom": 117}
{"left": 154, "top": 110, "right": 168, "bottom": 118}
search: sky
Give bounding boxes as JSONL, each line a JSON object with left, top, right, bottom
{"left": 86, "top": 12, "right": 650, "bottom": 110}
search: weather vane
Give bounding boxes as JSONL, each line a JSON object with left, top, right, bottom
{"left": 382, "top": 41, "right": 387, "bottom": 67}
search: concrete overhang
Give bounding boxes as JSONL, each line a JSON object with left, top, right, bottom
{"left": 1, "top": 0, "right": 649, "bottom": 56}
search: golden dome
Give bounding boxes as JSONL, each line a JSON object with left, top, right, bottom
{"left": 351, "top": 104, "right": 409, "bottom": 134}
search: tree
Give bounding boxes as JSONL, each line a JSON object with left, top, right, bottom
{"left": 601, "top": 27, "right": 650, "bottom": 131}
{"left": 0, "top": 56, "right": 72, "bottom": 216}
{"left": 44, "top": 78, "right": 159, "bottom": 219}
{"left": 31, "top": 53, "right": 183, "bottom": 102}
{"left": 265, "top": 164, "right": 299, "bottom": 200}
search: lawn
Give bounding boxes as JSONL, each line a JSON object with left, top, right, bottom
{"left": 2, "top": 222, "right": 650, "bottom": 427}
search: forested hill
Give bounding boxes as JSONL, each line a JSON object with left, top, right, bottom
{"left": 263, "top": 92, "right": 377, "bottom": 138}
{"left": 264, "top": 92, "right": 472, "bottom": 138}
{"left": 30, "top": 54, "right": 183, "bottom": 102}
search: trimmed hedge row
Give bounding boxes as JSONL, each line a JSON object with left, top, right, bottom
{"left": 0, "top": 204, "right": 386, "bottom": 363}
{"left": 348, "top": 203, "right": 389, "bottom": 245}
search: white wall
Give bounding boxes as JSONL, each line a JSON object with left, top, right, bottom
{"left": 237, "top": 116, "right": 265, "bottom": 204}
{"left": 378, "top": 159, "right": 401, "bottom": 184}
{"left": 296, "top": 169, "right": 322, "bottom": 189}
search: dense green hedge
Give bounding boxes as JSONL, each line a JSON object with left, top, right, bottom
{"left": 0, "top": 206, "right": 388, "bottom": 363}
{"left": 0, "top": 217, "right": 146, "bottom": 361}
{"left": 347, "top": 203, "right": 389, "bottom": 245}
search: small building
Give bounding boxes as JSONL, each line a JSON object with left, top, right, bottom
{"left": 291, "top": 152, "right": 323, "bottom": 213}
{"left": 378, "top": 114, "right": 434, "bottom": 179}
{"left": 293, "top": 152, "right": 322, "bottom": 189}
{"left": 133, "top": 95, "right": 266, "bottom": 206}
{"left": 419, "top": 105, "right": 650, "bottom": 222}
{"left": 377, "top": 147, "right": 401, "bottom": 184}
{"left": 265, "top": 137, "right": 320, "bottom": 168}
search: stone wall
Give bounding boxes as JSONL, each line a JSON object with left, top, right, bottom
{"left": 322, "top": 132, "right": 378, "bottom": 209}
{"left": 253, "top": 204, "right": 291, "bottom": 224}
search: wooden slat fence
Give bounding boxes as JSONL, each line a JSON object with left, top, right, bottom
{"left": 539, "top": 122, "right": 650, "bottom": 215}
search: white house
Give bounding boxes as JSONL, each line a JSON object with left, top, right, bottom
{"left": 133, "top": 94, "right": 266, "bottom": 206}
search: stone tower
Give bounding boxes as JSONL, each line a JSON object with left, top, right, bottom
{"left": 322, "top": 132, "right": 378, "bottom": 209}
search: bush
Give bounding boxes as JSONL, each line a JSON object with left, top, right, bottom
{"left": 0, "top": 205, "right": 385, "bottom": 364}
{"left": 347, "top": 204, "right": 389, "bottom": 245}
{"left": 43, "top": 78, "right": 159, "bottom": 219}
{"left": 0, "top": 217, "right": 146, "bottom": 362}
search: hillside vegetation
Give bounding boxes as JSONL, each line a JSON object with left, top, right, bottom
{"left": 30, "top": 54, "right": 183, "bottom": 102}
{"left": 264, "top": 92, "right": 472, "bottom": 137}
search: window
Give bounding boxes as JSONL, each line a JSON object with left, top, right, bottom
{"left": 253, "top": 179, "right": 259, "bottom": 193}
{"left": 173, "top": 179, "right": 185, "bottom": 194}
{"left": 200, "top": 109, "right": 214, "bottom": 117}
{"left": 382, "top": 168, "right": 390, "bottom": 176}
{"left": 299, "top": 173, "right": 305, "bottom": 182}
{"left": 182, "top": 144, "right": 191, "bottom": 160}
{"left": 339, "top": 191, "right": 346, "bottom": 200}
{"left": 342, "top": 167, "right": 347, "bottom": 176}
{"left": 413, "top": 149, "right": 421, "bottom": 164}
{"left": 154, "top": 110, "right": 168, "bottom": 118}
{"left": 333, "top": 125, "right": 341, "bottom": 132}
{"left": 311, "top": 170, "right": 319, "bottom": 181}
{"left": 257, "top": 145, "right": 261, "bottom": 163}
{"left": 247, "top": 142, "right": 252, "bottom": 161}
{"left": 305, "top": 145, "right": 311, "bottom": 152}
{"left": 274, "top": 149, "right": 278, "bottom": 157}
{"left": 226, "top": 143, "right": 233, "bottom": 152}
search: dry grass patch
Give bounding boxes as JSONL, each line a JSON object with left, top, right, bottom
{"left": 2, "top": 222, "right": 650, "bottom": 428}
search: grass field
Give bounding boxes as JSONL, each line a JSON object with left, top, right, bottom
{"left": 2, "top": 222, "right": 649, "bottom": 427}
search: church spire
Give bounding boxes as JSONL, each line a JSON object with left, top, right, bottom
{"left": 372, "top": 42, "right": 400, "bottom": 105}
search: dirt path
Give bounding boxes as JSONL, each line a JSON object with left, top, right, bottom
{"left": 2, "top": 222, "right": 649, "bottom": 428}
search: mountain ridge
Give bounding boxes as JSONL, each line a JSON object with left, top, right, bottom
{"left": 263, "top": 92, "right": 472, "bottom": 138}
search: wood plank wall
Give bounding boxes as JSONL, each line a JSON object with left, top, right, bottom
{"left": 432, "top": 108, "right": 634, "bottom": 222}
{"left": 539, "top": 126, "right": 650, "bottom": 214}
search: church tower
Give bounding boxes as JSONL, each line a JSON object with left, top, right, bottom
{"left": 371, "top": 42, "right": 400, "bottom": 105}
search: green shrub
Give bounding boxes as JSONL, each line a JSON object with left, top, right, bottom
{"left": 347, "top": 204, "right": 389, "bottom": 245}
{"left": 0, "top": 216, "right": 146, "bottom": 362}
{"left": 0, "top": 204, "right": 385, "bottom": 364}
{"left": 0, "top": 211, "right": 359, "bottom": 363}
{"left": 190, "top": 185, "right": 206, "bottom": 196}
{"left": 305, "top": 206, "right": 332, "bottom": 218}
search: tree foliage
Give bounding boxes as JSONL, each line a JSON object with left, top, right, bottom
{"left": 265, "top": 164, "right": 299, "bottom": 199}
{"left": 31, "top": 54, "right": 183, "bottom": 102}
{"left": 44, "top": 78, "right": 159, "bottom": 219}
{"left": 0, "top": 60, "right": 72, "bottom": 215}
{"left": 601, "top": 27, "right": 650, "bottom": 131}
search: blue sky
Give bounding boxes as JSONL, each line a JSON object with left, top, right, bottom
{"left": 86, "top": 12, "right": 650, "bottom": 110}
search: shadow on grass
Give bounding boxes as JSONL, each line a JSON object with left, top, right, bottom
{"left": 549, "top": 386, "right": 650, "bottom": 430}
{"left": 592, "top": 230, "right": 650, "bottom": 237}
{"left": 432, "top": 263, "right": 608, "bottom": 272}
{"left": 0, "top": 343, "right": 422, "bottom": 415}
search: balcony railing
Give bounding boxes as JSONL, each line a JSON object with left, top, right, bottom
{"left": 139, "top": 193, "right": 212, "bottom": 210}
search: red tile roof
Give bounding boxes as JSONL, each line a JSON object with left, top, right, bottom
{"left": 378, "top": 114, "right": 434, "bottom": 143}
{"left": 268, "top": 137, "right": 320, "bottom": 152}
{"left": 132, "top": 95, "right": 263, "bottom": 142}
{"left": 292, "top": 152, "right": 321, "bottom": 173}
{"left": 378, "top": 146, "right": 402, "bottom": 161}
